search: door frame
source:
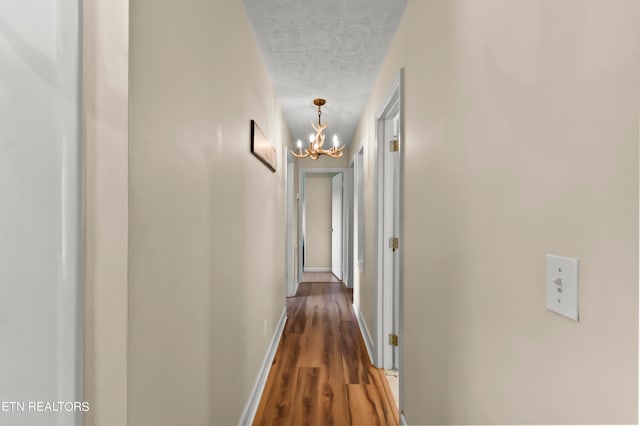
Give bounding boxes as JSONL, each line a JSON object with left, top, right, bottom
{"left": 331, "top": 173, "right": 344, "bottom": 280}
{"left": 374, "top": 69, "right": 405, "bottom": 377}
{"left": 298, "top": 168, "right": 347, "bottom": 284}
{"left": 285, "top": 153, "right": 296, "bottom": 296}
{"left": 344, "top": 163, "right": 354, "bottom": 289}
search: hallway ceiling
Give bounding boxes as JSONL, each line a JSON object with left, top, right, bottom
{"left": 242, "top": 0, "right": 407, "bottom": 147}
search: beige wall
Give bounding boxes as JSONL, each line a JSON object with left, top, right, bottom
{"left": 304, "top": 174, "right": 333, "bottom": 269}
{"left": 351, "top": 0, "right": 640, "bottom": 423}
{"left": 83, "top": 0, "right": 129, "bottom": 425}
{"left": 129, "top": 0, "right": 289, "bottom": 424}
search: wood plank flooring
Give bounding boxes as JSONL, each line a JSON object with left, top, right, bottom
{"left": 301, "top": 272, "right": 342, "bottom": 283}
{"left": 253, "top": 282, "right": 399, "bottom": 426}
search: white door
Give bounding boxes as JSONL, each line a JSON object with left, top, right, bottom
{"left": 382, "top": 109, "right": 400, "bottom": 370}
{"left": 331, "top": 173, "right": 343, "bottom": 280}
{"left": 391, "top": 113, "right": 401, "bottom": 370}
{"left": 1, "top": 1, "right": 83, "bottom": 424}
{"left": 376, "top": 72, "right": 404, "bottom": 410}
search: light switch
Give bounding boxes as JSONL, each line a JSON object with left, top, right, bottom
{"left": 546, "top": 255, "right": 579, "bottom": 321}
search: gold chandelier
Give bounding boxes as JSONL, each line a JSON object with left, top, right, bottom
{"left": 290, "top": 98, "right": 345, "bottom": 159}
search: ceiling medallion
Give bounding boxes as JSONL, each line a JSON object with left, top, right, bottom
{"left": 291, "top": 98, "right": 345, "bottom": 160}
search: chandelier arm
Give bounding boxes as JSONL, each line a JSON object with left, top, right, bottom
{"left": 290, "top": 148, "right": 310, "bottom": 159}
{"left": 317, "top": 147, "right": 341, "bottom": 156}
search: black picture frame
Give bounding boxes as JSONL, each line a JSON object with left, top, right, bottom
{"left": 250, "top": 120, "right": 276, "bottom": 173}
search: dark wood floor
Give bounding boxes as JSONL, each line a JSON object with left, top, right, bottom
{"left": 253, "top": 282, "right": 399, "bottom": 426}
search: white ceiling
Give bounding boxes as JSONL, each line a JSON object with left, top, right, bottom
{"left": 242, "top": 0, "right": 408, "bottom": 147}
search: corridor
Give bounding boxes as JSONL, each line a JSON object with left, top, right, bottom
{"left": 4, "top": 0, "right": 639, "bottom": 425}
{"left": 254, "top": 280, "right": 398, "bottom": 425}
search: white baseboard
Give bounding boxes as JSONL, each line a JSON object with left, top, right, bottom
{"left": 353, "top": 305, "right": 375, "bottom": 366}
{"left": 287, "top": 278, "right": 299, "bottom": 297}
{"left": 303, "top": 266, "right": 331, "bottom": 272}
{"left": 400, "top": 412, "right": 409, "bottom": 425}
{"left": 238, "top": 307, "right": 287, "bottom": 426}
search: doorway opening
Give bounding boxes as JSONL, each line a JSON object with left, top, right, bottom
{"left": 298, "top": 168, "right": 348, "bottom": 287}
{"left": 375, "top": 69, "right": 404, "bottom": 413}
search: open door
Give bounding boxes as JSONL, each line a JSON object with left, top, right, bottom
{"left": 376, "top": 70, "right": 404, "bottom": 415}
{"left": 331, "top": 173, "right": 343, "bottom": 280}
{"left": 381, "top": 107, "right": 401, "bottom": 371}
{"left": 391, "top": 113, "right": 401, "bottom": 371}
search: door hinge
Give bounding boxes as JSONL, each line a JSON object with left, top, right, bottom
{"left": 389, "top": 333, "right": 398, "bottom": 347}
{"left": 389, "top": 237, "right": 399, "bottom": 251}
{"left": 390, "top": 139, "right": 400, "bottom": 152}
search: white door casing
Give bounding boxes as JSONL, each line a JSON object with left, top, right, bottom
{"left": 381, "top": 106, "right": 400, "bottom": 370}
{"left": 298, "top": 168, "right": 347, "bottom": 283}
{"left": 331, "top": 173, "right": 343, "bottom": 280}
{"left": 286, "top": 156, "right": 296, "bottom": 296}
{"left": 375, "top": 70, "right": 404, "bottom": 388}
{"left": 344, "top": 165, "right": 354, "bottom": 288}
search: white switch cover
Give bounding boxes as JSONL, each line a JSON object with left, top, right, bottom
{"left": 546, "top": 255, "right": 579, "bottom": 321}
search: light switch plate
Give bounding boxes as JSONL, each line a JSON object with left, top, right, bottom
{"left": 546, "top": 255, "right": 579, "bottom": 321}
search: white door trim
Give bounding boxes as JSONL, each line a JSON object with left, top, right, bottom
{"left": 298, "top": 168, "right": 347, "bottom": 283}
{"left": 59, "top": 2, "right": 83, "bottom": 423}
{"left": 344, "top": 164, "right": 354, "bottom": 288}
{"left": 331, "top": 173, "right": 343, "bottom": 279}
{"left": 285, "top": 154, "right": 296, "bottom": 296}
{"left": 374, "top": 68, "right": 405, "bottom": 390}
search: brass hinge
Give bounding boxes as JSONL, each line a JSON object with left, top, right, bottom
{"left": 389, "top": 334, "right": 398, "bottom": 347}
{"left": 390, "top": 139, "right": 399, "bottom": 152}
{"left": 389, "top": 237, "right": 399, "bottom": 251}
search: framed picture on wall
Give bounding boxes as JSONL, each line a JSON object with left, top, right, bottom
{"left": 250, "top": 120, "right": 276, "bottom": 172}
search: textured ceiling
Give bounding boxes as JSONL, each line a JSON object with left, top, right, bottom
{"left": 242, "top": 0, "right": 407, "bottom": 147}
